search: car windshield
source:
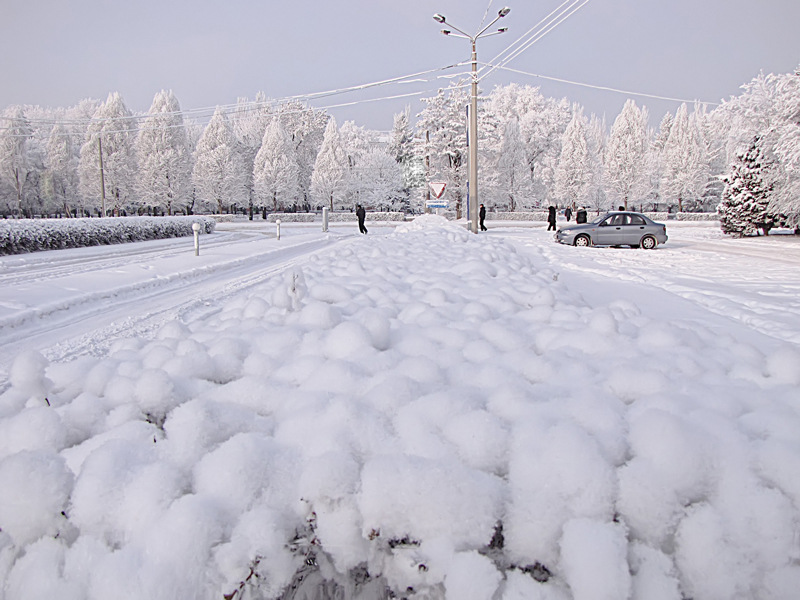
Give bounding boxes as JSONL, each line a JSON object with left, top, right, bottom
{"left": 589, "top": 214, "right": 607, "bottom": 225}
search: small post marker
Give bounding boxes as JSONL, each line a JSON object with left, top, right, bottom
{"left": 192, "top": 222, "right": 201, "bottom": 256}
{"left": 322, "top": 207, "right": 329, "bottom": 232}
{"left": 276, "top": 219, "right": 281, "bottom": 241}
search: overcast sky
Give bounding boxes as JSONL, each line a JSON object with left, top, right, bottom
{"left": 2, "top": 0, "right": 799, "bottom": 131}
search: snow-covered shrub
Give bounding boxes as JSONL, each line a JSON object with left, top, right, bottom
{"left": 0, "top": 216, "right": 215, "bottom": 256}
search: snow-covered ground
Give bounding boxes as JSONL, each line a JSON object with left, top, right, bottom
{"left": 1, "top": 217, "right": 799, "bottom": 600}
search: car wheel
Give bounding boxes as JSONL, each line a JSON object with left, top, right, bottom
{"left": 574, "top": 234, "right": 591, "bottom": 247}
{"left": 640, "top": 235, "right": 657, "bottom": 249}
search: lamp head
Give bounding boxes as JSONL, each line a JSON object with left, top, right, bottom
{"left": 497, "top": 27, "right": 508, "bottom": 33}
{"left": 498, "top": 7, "right": 511, "bottom": 17}
{"left": 433, "top": 13, "right": 446, "bottom": 23}
{"left": 441, "top": 29, "right": 451, "bottom": 35}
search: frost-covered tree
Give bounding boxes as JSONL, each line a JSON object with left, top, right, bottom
{"left": 415, "top": 84, "right": 470, "bottom": 215}
{"left": 340, "top": 120, "right": 378, "bottom": 206}
{"left": 351, "top": 147, "right": 404, "bottom": 210}
{"left": 311, "top": 117, "right": 348, "bottom": 210}
{"left": 660, "top": 103, "right": 709, "bottom": 212}
{"left": 604, "top": 99, "right": 649, "bottom": 209}
{"left": 193, "top": 108, "right": 247, "bottom": 214}
{"left": 136, "top": 90, "right": 191, "bottom": 215}
{"left": 276, "top": 100, "right": 328, "bottom": 206}
{"left": 44, "top": 123, "right": 80, "bottom": 216}
{"left": 769, "top": 67, "right": 800, "bottom": 225}
{"left": 488, "top": 84, "right": 571, "bottom": 206}
{"left": 78, "top": 92, "right": 138, "bottom": 215}
{"left": 496, "top": 118, "right": 531, "bottom": 211}
{"left": 585, "top": 114, "right": 608, "bottom": 212}
{"left": 232, "top": 93, "right": 273, "bottom": 215}
{"left": 389, "top": 106, "right": 422, "bottom": 199}
{"left": 718, "top": 137, "right": 777, "bottom": 236}
{"left": 554, "top": 107, "right": 592, "bottom": 209}
{"left": 0, "top": 106, "right": 33, "bottom": 215}
{"left": 253, "top": 118, "right": 299, "bottom": 211}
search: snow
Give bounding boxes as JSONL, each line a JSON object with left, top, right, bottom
{"left": 0, "top": 218, "right": 799, "bottom": 599}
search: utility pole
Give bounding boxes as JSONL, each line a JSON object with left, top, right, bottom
{"left": 433, "top": 8, "right": 510, "bottom": 233}
{"left": 98, "top": 135, "right": 106, "bottom": 218}
{"left": 469, "top": 39, "right": 479, "bottom": 232}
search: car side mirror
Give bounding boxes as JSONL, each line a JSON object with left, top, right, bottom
{"left": 599, "top": 222, "right": 607, "bottom": 227}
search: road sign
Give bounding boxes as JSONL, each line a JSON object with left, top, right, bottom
{"left": 426, "top": 200, "right": 449, "bottom": 209}
{"left": 429, "top": 182, "right": 447, "bottom": 199}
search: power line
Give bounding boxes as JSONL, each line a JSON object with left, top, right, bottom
{"left": 0, "top": 62, "right": 472, "bottom": 128}
{"left": 489, "top": 64, "right": 720, "bottom": 106}
{"left": 480, "top": 0, "right": 591, "bottom": 82}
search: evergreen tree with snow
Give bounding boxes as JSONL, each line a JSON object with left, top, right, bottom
{"left": 603, "top": 99, "right": 649, "bottom": 210}
{"left": 136, "top": 90, "right": 191, "bottom": 215}
{"left": 44, "top": 123, "right": 80, "bottom": 216}
{"left": 660, "top": 103, "right": 709, "bottom": 212}
{"left": 0, "top": 106, "right": 33, "bottom": 216}
{"left": 253, "top": 118, "right": 299, "bottom": 211}
{"left": 718, "top": 137, "right": 777, "bottom": 237}
{"left": 192, "top": 108, "right": 247, "bottom": 214}
{"left": 311, "top": 117, "right": 348, "bottom": 210}
{"left": 554, "top": 107, "right": 592, "bottom": 209}
{"left": 78, "top": 92, "right": 138, "bottom": 215}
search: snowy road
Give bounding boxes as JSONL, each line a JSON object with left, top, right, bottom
{"left": 500, "top": 221, "right": 800, "bottom": 349}
{"left": 0, "top": 222, "right": 347, "bottom": 387}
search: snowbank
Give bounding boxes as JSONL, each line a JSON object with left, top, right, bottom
{"left": 0, "top": 216, "right": 216, "bottom": 256}
{"left": 0, "top": 215, "right": 799, "bottom": 599}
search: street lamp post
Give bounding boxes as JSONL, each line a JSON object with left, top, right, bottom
{"left": 434, "top": 8, "right": 510, "bottom": 233}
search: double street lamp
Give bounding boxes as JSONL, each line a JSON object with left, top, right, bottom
{"left": 433, "top": 7, "right": 510, "bottom": 233}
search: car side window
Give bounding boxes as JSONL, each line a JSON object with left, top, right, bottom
{"left": 610, "top": 214, "right": 627, "bottom": 226}
{"left": 628, "top": 215, "right": 645, "bottom": 226}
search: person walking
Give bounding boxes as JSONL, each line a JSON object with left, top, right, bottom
{"left": 564, "top": 206, "right": 572, "bottom": 221}
{"left": 479, "top": 204, "right": 487, "bottom": 231}
{"left": 576, "top": 206, "right": 587, "bottom": 224}
{"left": 547, "top": 205, "right": 557, "bottom": 231}
{"left": 356, "top": 204, "right": 367, "bottom": 234}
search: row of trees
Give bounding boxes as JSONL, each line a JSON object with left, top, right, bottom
{"left": 1, "top": 64, "right": 799, "bottom": 230}
{"left": 0, "top": 91, "right": 404, "bottom": 218}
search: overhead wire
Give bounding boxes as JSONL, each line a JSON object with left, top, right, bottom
{"left": 480, "top": 0, "right": 591, "bottom": 82}
{"left": 487, "top": 64, "right": 719, "bottom": 106}
{"left": 0, "top": 62, "right": 472, "bottom": 128}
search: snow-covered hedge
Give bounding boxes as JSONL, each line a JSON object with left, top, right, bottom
{"left": 0, "top": 216, "right": 216, "bottom": 256}
{"left": 267, "top": 213, "right": 317, "bottom": 223}
{"left": 485, "top": 212, "right": 546, "bottom": 221}
{"left": 325, "top": 212, "right": 407, "bottom": 222}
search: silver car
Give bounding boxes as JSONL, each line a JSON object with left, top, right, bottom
{"left": 555, "top": 212, "right": 668, "bottom": 249}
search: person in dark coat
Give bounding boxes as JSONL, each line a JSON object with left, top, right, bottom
{"left": 576, "top": 207, "right": 587, "bottom": 224}
{"left": 356, "top": 205, "right": 367, "bottom": 234}
{"left": 479, "top": 204, "right": 487, "bottom": 231}
{"left": 547, "top": 205, "right": 557, "bottom": 231}
{"left": 564, "top": 206, "right": 572, "bottom": 221}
